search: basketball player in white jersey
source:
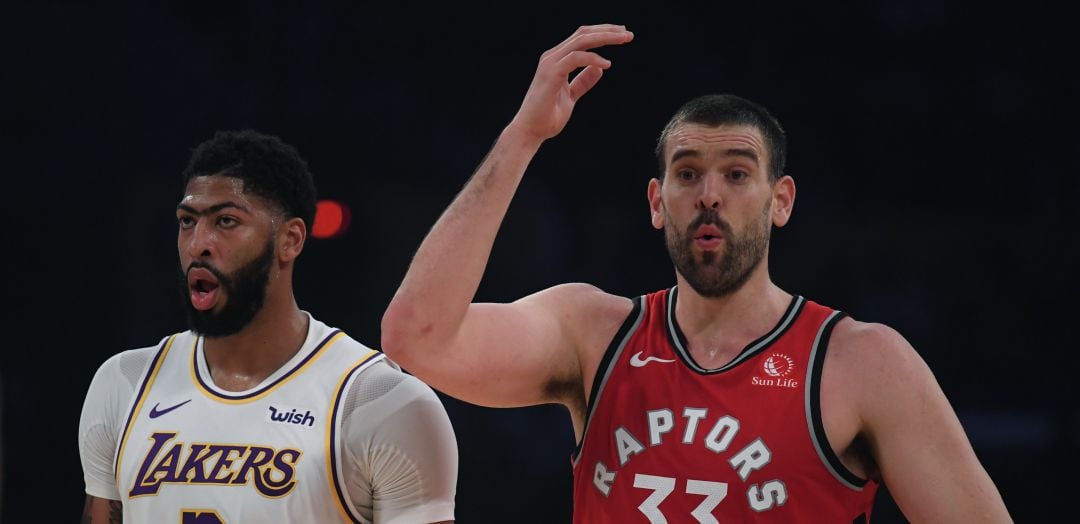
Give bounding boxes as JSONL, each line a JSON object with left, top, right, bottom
{"left": 78, "top": 130, "right": 457, "bottom": 523}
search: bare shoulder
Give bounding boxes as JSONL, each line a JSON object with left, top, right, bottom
{"left": 515, "top": 283, "right": 636, "bottom": 412}
{"left": 824, "top": 317, "right": 939, "bottom": 420}
{"left": 825, "top": 320, "right": 1012, "bottom": 521}
{"left": 826, "top": 317, "right": 927, "bottom": 381}
{"left": 514, "top": 282, "right": 635, "bottom": 337}
{"left": 515, "top": 282, "right": 634, "bottom": 312}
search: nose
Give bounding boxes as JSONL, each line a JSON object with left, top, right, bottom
{"left": 696, "top": 172, "right": 723, "bottom": 210}
{"left": 182, "top": 219, "right": 215, "bottom": 261}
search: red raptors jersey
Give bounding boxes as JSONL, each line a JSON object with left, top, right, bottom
{"left": 572, "top": 287, "right": 878, "bottom": 523}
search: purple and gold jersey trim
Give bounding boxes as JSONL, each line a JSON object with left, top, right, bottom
{"left": 114, "top": 335, "right": 177, "bottom": 486}
{"left": 190, "top": 330, "right": 346, "bottom": 404}
{"left": 326, "top": 349, "right": 383, "bottom": 524}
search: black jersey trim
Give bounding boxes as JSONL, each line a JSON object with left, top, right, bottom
{"left": 805, "top": 310, "right": 868, "bottom": 491}
{"left": 572, "top": 296, "right": 646, "bottom": 466}
{"left": 665, "top": 286, "right": 805, "bottom": 375}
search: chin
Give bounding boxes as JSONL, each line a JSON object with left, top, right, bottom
{"left": 698, "top": 252, "right": 721, "bottom": 265}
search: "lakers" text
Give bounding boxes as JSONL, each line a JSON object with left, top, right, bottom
{"left": 129, "top": 431, "right": 301, "bottom": 498}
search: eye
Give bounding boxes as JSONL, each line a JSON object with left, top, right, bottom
{"left": 728, "top": 169, "right": 750, "bottom": 182}
{"left": 217, "top": 216, "right": 238, "bottom": 228}
{"left": 178, "top": 215, "right": 195, "bottom": 229}
{"left": 675, "top": 169, "right": 698, "bottom": 182}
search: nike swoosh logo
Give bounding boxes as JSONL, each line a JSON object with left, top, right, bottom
{"left": 149, "top": 399, "right": 192, "bottom": 419}
{"left": 629, "top": 351, "right": 676, "bottom": 368}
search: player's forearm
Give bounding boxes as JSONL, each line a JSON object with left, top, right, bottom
{"left": 381, "top": 126, "right": 543, "bottom": 362}
{"left": 81, "top": 496, "right": 122, "bottom": 524}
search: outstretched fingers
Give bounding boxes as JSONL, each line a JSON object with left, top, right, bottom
{"left": 540, "top": 25, "right": 634, "bottom": 70}
{"left": 540, "top": 26, "right": 630, "bottom": 71}
{"left": 506, "top": 23, "right": 634, "bottom": 142}
{"left": 543, "top": 29, "right": 633, "bottom": 95}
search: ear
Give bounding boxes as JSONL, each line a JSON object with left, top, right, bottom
{"left": 278, "top": 217, "right": 307, "bottom": 263}
{"left": 771, "top": 175, "right": 795, "bottom": 227}
{"left": 648, "top": 178, "right": 664, "bottom": 230}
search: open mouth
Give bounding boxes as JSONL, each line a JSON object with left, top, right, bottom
{"left": 693, "top": 224, "right": 724, "bottom": 248}
{"left": 187, "top": 268, "right": 222, "bottom": 311}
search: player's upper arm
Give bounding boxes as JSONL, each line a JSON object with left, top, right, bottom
{"left": 78, "top": 354, "right": 129, "bottom": 501}
{"left": 830, "top": 320, "right": 1011, "bottom": 522}
{"left": 384, "top": 283, "right": 632, "bottom": 409}
{"left": 341, "top": 362, "right": 457, "bottom": 524}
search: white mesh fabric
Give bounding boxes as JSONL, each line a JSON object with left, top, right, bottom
{"left": 336, "top": 359, "right": 457, "bottom": 524}
{"left": 79, "top": 345, "right": 157, "bottom": 500}
{"left": 340, "top": 360, "right": 407, "bottom": 429}
{"left": 117, "top": 347, "right": 154, "bottom": 389}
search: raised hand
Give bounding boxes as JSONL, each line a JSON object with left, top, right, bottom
{"left": 507, "top": 24, "right": 634, "bottom": 143}
{"left": 382, "top": 24, "right": 635, "bottom": 412}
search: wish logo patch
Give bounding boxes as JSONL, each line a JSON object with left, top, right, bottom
{"left": 267, "top": 405, "right": 315, "bottom": 427}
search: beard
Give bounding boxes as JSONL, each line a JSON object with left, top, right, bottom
{"left": 178, "top": 237, "right": 275, "bottom": 338}
{"left": 664, "top": 202, "right": 771, "bottom": 298}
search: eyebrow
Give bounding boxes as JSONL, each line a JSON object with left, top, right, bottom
{"left": 669, "top": 148, "right": 760, "bottom": 165}
{"left": 176, "top": 201, "right": 250, "bottom": 215}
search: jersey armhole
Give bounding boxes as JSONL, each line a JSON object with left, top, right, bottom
{"left": 113, "top": 336, "right": 177, "bottom": 489}
{"left": 572, "top": 295, "right": 646, "bottom": 466}
{"left": 328, "top": 351, "right": 386, "bottom": 524}
{"left": 806, "top": 311, "right": 870, "bottom": 491}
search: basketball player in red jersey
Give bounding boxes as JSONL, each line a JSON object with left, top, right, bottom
{"left": 381, "top": 24, "right": 1011, "bottom": 522}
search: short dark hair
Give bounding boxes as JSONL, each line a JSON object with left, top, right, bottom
{"left": 654, "top": 94, "right": 787, "bottom": 182}
{"left": 181, "top": 130, "right": 317, "bottom": 234}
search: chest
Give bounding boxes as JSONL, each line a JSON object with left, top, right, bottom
{"left": 119, "top": 365, "right": 336, "bottom": 498}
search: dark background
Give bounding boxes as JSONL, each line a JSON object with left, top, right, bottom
{"left": 2, "top": 0, "right": 1077, "bottom": 522}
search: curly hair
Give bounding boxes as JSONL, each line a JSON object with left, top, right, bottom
{"left": 181, "top": 130, "right": 317, "bottom": 234}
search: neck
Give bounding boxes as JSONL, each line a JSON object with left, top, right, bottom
{"left": 202, "top": 285, "right": 308, "bottom": 391}
{"left": 673, "top": 264, "right": 791, "bottom": 367}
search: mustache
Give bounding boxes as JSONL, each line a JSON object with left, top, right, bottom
{"left": 688, "top": 209, "right": 732, "bottom": 236}
{"left": 186, "top": 261, "right": 231, "bottom": 286}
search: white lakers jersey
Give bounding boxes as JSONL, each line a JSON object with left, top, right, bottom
{"left": 79, "top": 314, "right": 457, "bottom": 524}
